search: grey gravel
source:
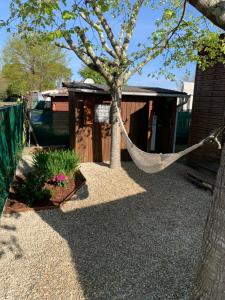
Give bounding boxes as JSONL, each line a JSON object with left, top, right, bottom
{"left": 0, "top": 162, "right": 211, "bottom": 300}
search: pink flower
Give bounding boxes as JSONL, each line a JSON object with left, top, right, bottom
{"left": 56, "top": 174, "right": 66, "bottom": 181}
{"left": 53, "top": 173, "right": 68, "bottom": 182}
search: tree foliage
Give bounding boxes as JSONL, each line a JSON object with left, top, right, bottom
{"left": 1, "top": 35, "right": 72, "bottom": 95}
{"left": 79, "top": 65, "right": 106, "bottom": 84}
{"left": 1, "top": 0, "right": 223, "bottom": 85}
{"left": 0, "top": 73, "right": 8, "bottom": 99}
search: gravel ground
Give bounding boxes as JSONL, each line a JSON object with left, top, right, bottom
{"left": 0, "top": 162, "right": 211, "bottom": 300}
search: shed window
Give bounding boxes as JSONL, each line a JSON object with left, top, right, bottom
{"left": 94, "top": 104, "right": 110, "bottom": 123}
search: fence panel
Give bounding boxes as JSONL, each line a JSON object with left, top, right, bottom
{"left": 0, "top": 104, "right": 23, "bottom": 214}
{"left": 176, "top": 111, "right": 192, "bottom": 144}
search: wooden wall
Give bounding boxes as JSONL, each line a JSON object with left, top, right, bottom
{"left": 188, "top": 63, "right": 225, "bottom": 169}
{"left": 69, "top": 91, "right": 177, "bottom": 162}
{"left": 51, "top": 96, "right": 69, "bottom": 112}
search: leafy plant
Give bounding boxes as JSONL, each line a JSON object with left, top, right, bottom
{"left": 32, "top": 149, "right": 80, "bottom": 180}
{"left": 17, "top": 172, "right": 51, "bottom": 207}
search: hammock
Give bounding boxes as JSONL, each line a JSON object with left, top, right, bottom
{"left": 116, "top": 105, "right": 223, "bottom": 174}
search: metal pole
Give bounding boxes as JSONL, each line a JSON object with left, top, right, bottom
{"left": 28, "top": 110, "right": 31, "bottom": 147}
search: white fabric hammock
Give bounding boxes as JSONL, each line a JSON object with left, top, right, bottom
{"left": 116, "top": 105, "right": 222, "bottom": 174}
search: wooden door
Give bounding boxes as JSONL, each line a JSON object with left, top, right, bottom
{"left": 121, "top": 100, "right": 149, "bottom": 160}
{"left": 154, "top": 98, "right": 176, "bottom": 153}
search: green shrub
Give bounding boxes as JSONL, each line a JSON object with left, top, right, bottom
{"left": 32, "top": 149, "right": 80, "bottom": 180}
{"left": 18, "top": 172, "right": 51, "bottom": 207}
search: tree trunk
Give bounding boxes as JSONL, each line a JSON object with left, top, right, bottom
{"left": 192, "top": 143, "right": 225, "bottom": 299}
{"left": 110, "top": 85, "right": 122, "bottom": 169}
{"left": 188, "top": 0, "right": 225, "bottom": 31}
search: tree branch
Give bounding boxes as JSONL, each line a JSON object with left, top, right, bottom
{"left": 118, "top": 26, "right": 125, "bottom": 47}
{"left": 74, "top": 27, "right": 113, "bottom": 83}
{"left": 55, "top": 41, "right": 73, "bottom": 51}
{"left": 90, "top": 3, "right": 121, "bottom": 58}
{"left": 124, "top": 50, "right": 156, "bottom": 81}
{"left": 121, "top": 0, "right": 145, "bottom": 54}
{"left": 125, "top": 0, "right": 188, "bottom": 81}
{"left": 166, "top": 0, "right": 187, "bottom": 46}
{"left": 62, "top": 34, "right": 94, "bottom": 68}
{"left": 188, "top": 0, "right": 225, "bottom": 31}
{"left": 78, "top": 11, "right": 117, "bottom": 59}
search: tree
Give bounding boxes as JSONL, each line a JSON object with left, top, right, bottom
{"left": 191, "top": 144, "right": 225, "bottom": 299}
{"left": 79, "top": 65, "right": 106, "bottom": 84}
{"left": 3, "top": 0, "right": 223, "bottom": 168}
{"left": 0, "top": 73, "right": 8, "bottom": 99}
{"left": 1, "top": 35, "right": 72, "bottom": 95}
{"left": 183, "top": 1, "right": 225, "bottom": 299}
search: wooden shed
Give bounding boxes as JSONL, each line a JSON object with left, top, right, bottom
{"left": 188, "top": 62, "right": 225, "bottom": 172}
{"left": 64, "top": 82, "right": 188, "bottom": 163}
{"left": 42, "top": 88, "right": 69, "bottom": 112}
{"left": 51, "top": 95, "right": 69, "bottom": 112}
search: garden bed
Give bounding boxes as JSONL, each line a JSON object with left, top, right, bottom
{"left": 4, "top": 148, "right": 85, "bottom": 213}
{"left": 5, "top": 170, "right": 85, "bottom": 213}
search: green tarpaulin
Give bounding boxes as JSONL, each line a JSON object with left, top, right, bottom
{"left": 0, "top": 104, "right": 23, "bottom": 214}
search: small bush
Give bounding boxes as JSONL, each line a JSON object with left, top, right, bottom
{"left": 17, "top": 172, "right": 51, "bottom": 207}
{"left": 32, "top": 149, "right": 80, "bottom": 180}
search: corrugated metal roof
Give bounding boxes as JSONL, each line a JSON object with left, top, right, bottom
{"left": 63, "top": 82, "right": 188, "bottom": 98}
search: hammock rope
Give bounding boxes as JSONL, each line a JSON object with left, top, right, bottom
{"left": 116, "top": 104, "right": 224, "bottom": 174}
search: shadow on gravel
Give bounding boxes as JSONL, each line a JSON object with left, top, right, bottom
{"left": 36, "top": 163, "right": 209, "bottom": 299}
{"left": 0, "top": 212, "right": 23, "bottom": 259}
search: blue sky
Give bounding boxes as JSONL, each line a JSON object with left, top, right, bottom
{"left": 0, "top": 1, "right": 203, "bottom": 90}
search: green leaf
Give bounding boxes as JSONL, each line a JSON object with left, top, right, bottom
{"left": 62, "top": 10, "right": 74, "bottom": 20}
{"left": 55, "top": 30, "right": 62, "bottom": 38}
{"left": 48, "top": 32, "right": 55, "bottom": 41}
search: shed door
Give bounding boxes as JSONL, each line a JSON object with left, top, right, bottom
{"left": 154, "top": 99, "right": 176, "bottom": 153}
{"left": 121, "top": 101, "right": 149, "bottom": 160}
{"left": 75, "top": 101, "right": 111, "bottom": 163}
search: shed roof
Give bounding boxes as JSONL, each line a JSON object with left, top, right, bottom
{"left": 42, "top": 88, "right": 68, "bottom": 97}
{"left": 63, "top": 82, "right": 188, "bottom": 98}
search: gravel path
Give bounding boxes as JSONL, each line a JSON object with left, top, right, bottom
{"left": 0, "top": 162, "right": 211, "bottom": 300}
